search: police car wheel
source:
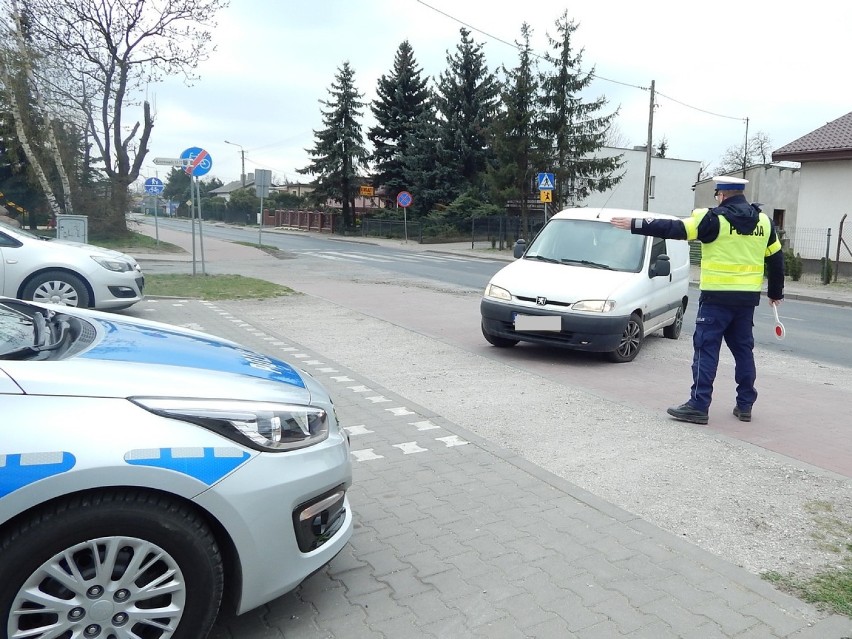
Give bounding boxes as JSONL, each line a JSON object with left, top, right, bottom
{"left": 22, "top": 270, "right": 91, "bottom": 308}
{"left": 481, "top": 322, "right": 519, "bottom": 347}
{"left": 663, "top": 304, "right": 685, "bottom": 340}
{"left": 607, "top": 312, "right": 644, "bottom": 363}
{"left": 0, "top": 490, "right": 224, "bottom": 639}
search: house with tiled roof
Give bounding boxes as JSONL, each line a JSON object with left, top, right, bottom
{"left": 772, "top": 112, "right": 852, "bottom": 264}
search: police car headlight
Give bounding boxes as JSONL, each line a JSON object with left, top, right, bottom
{"left": 91, "top": 255, "right": 134, "bottom": 272}
{"left": 131, "top": 398, "right": 329, "bottom": 452}
{"left": 485, "top": 283, "right": 511, "bottom": 301}
{"left": 572, "top": 299, "right": 616, "bottom": 312}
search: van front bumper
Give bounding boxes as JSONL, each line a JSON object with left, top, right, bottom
{"left": 480, "top": 298, "right": 629, "bottom": 352}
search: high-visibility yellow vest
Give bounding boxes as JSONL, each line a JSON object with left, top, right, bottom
{"left": 683, "top": 210, "right": 780, "bottom": 291}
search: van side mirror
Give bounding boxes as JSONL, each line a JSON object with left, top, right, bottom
{"left": 513, "top": 239, "right": 526, "bottom": 259}
{"left": 651, "top": 254, "right": 671, "bottom": 277}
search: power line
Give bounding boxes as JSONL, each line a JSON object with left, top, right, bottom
{"left": 414, "top": 0, "right": 745, "bottom": 122}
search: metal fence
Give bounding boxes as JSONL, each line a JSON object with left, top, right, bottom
{"left": 361, "top": 215, "right": 546, "bottom": 248}
{"left": 361, "top": 214, "right": 852, "bottom": 285}
{"left": 784, "top": 224, "right": 852, "bottom": 284}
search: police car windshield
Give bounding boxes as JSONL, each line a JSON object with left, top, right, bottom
{"left": 525, "top": 219, "right": 646, "bottom": 272}
{"left": 0, "top": 302, "right": 37, "bottom": 356}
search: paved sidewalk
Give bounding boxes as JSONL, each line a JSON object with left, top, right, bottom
{"left": 122, "top": 297, "right": 849, "bottom": 639}
{"left": 123, "top": 223, "right": 852, "bottom": 638}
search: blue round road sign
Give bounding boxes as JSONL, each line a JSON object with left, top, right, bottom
{"left": 396, "top": 191, "right": 413, "bottom": 208}
{"left": 144, "top": 177, "right": 164, "bottom": 194}
{"left": 180, "top": 147, "right": 212, "bottom": 177}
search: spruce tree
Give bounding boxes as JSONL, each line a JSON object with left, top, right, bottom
{"left": 298, "top": 61, "right": 368, "bottom": 230}
{"left": 368, "top": 41, "right": 430, "bottom": 204}
{"left": 432, "top": 27, "right": 500, "bottom": 203}
{"left": 402, "top": 108, "right": 457, "bottom": 218}
{"left": 539, "top": 11, "right": 622, "bottom": 209}
{"left": 487, "top": 22, "right": 542, "bottom": 239}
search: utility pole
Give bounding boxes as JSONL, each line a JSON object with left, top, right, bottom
{"left": 742, "top": 117, "right": 749, "bottom": 179}
{"left": 642, "top": 80, "right": 655, "bottom": 212}
{"left": 224, "top": 140, "right": 246, "bottom": 186}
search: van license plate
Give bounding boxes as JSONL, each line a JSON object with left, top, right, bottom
{"left": 514, "top": 314, "right": 561, "bottom": 331}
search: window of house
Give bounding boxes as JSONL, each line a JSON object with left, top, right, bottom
{"left": 649, "top": 176, "right": 656, "bottom": 199}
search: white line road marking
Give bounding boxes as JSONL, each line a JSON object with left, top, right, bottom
{"left": 351, "top": 449, "right": 384, "bottom": 462}
{"left": 386, "top": 407, "right": 416, "bottom": 416}
{"left": 330, "top": 376, "right": 355, "bottom": 383}
{"left": 366, "top": 395, "right": 392, "bottom": 403}
{"left": 410, "top": 420, "right": 440, "bottom": 431}
{"left": 348, "top": 385, "right": 372, "bottom": 393}
{"left": 436, "top": 435, "right": 469, "bottom": 447}
{"left": 344, "top": 425, "right": 373, "bottom": 436}
{"left": 394, "top": 442, "right": 427, "bottom": 454}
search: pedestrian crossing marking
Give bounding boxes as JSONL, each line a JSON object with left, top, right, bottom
{"left": 298, "top": 250, "right": 495, "bottom": 265}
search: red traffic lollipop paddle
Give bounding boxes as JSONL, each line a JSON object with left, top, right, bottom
{"left": 772, "top": 304, "right": 785, "bottom": 340}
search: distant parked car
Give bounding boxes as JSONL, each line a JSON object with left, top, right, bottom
{"left": 0, "top": 221, "right": 144, "bottom": 310}
{"left": 0, "top": 296, "right": 353, "bottom": 637}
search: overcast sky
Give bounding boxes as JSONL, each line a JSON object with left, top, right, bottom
{"left": 142, "top": 0, "right": 849, "bottom": 187}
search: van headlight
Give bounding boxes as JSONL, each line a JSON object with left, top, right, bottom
{"left": 572, "top": 299, "right": 616, "bottom": 312}
{"left": 485, "top": 283, "right": 511, "bottom": 301}
{"left": 131, "top": 398, "right": 329, "bottom": 452}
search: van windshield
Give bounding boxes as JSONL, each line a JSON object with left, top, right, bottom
{"left": 524, "top": 219, "right": 647, "bottom": 272}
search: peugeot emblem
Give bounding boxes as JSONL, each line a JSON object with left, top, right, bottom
{"left": 536, "top": 296, "right": 547, "bottom": 306}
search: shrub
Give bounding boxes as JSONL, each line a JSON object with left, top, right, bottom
{"left": 784, "top": 249, "right": 803, "bottom": 281}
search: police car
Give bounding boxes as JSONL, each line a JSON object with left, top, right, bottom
{"left": 0, "top": 297, "right": 353, "bottom": 638}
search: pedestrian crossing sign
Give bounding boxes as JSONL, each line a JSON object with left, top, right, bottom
{"left": 537, "top": 172, "right": 555, "bottom": 190}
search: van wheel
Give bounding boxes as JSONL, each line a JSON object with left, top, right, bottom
{"left": 482, "top": 322, "right": 518, "bottom": 348}
{"left": 607, "top": 313, "right": 643, "bottom": 363}
{"left": 663, "top": 303, "right": 685, "bottom": 339}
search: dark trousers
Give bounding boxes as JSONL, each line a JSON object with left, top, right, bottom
{"left": 689, "top": 302, "right": 757, "bottom": 412}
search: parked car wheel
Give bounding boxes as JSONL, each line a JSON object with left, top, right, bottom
{"left": 482, "top": 322, "right": 519, "bottom": 348}
{"left": 607, "top": 312, "right": 644, "bottom": 363}
{"left": 663, "top": 303, "right": 685, "bottom": 340}
{"left": 0, "top": 491, "right": 224, "bottom": 639}
{"left": 22, "top": 271, "right": 90, "bottom": 307}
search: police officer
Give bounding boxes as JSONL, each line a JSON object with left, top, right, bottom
{"left": 610, "top": 176, "right": 785, "bottom": 424}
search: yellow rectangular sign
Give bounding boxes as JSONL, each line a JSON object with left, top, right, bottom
{"left": 539, "top": 190, "right": 552, "bottom": 203}
{"left": 359, "top": 185, "right": 374, "bottom": 197}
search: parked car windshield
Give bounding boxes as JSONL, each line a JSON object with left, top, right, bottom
{"left": 525, "top": 219, "right": 646, "bottom": 272}
{"left": 0, "top": 220, "right": 43, "bottom": 240}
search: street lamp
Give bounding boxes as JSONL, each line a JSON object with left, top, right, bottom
{"left": 224, "top": 140, "right": 246, "bottom": 187}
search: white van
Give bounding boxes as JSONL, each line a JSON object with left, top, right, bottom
{"left": 480, "top": 207, "right": 690, "bottom": 362}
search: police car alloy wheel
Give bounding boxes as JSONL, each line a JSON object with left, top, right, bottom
{"left": 0, "top": 491, "right": 223, "bottom": 639}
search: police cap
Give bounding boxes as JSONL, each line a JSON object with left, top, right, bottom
{"left": 713, "top": 175, "right": 749, "bottom": 191}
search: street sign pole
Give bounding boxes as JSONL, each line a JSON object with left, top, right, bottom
{"left": 196, "top": 177, "right": 206, "bottom": 275}
{"left": 153, "top": 193, "right": 159, "bottom": 246}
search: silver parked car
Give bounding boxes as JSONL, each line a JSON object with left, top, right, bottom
{"left": 0, "top": 221, "right": 144, "bottom": 310}
{"left": 0, "top": 297, "right": 353, "bottom": 638}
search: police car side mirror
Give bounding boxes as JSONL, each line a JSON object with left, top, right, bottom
{"left": 513, "top": 239, "right": 526, "bottom": 259}
{"left": 651, "top": 254, "right": 671, "bottom": 277}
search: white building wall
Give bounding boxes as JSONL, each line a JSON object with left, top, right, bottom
{"left": 580, "top": 147, "right": 701, "bottom": 216}
{"left": 797, "top": 161, "right": 852, "bottom": 229}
